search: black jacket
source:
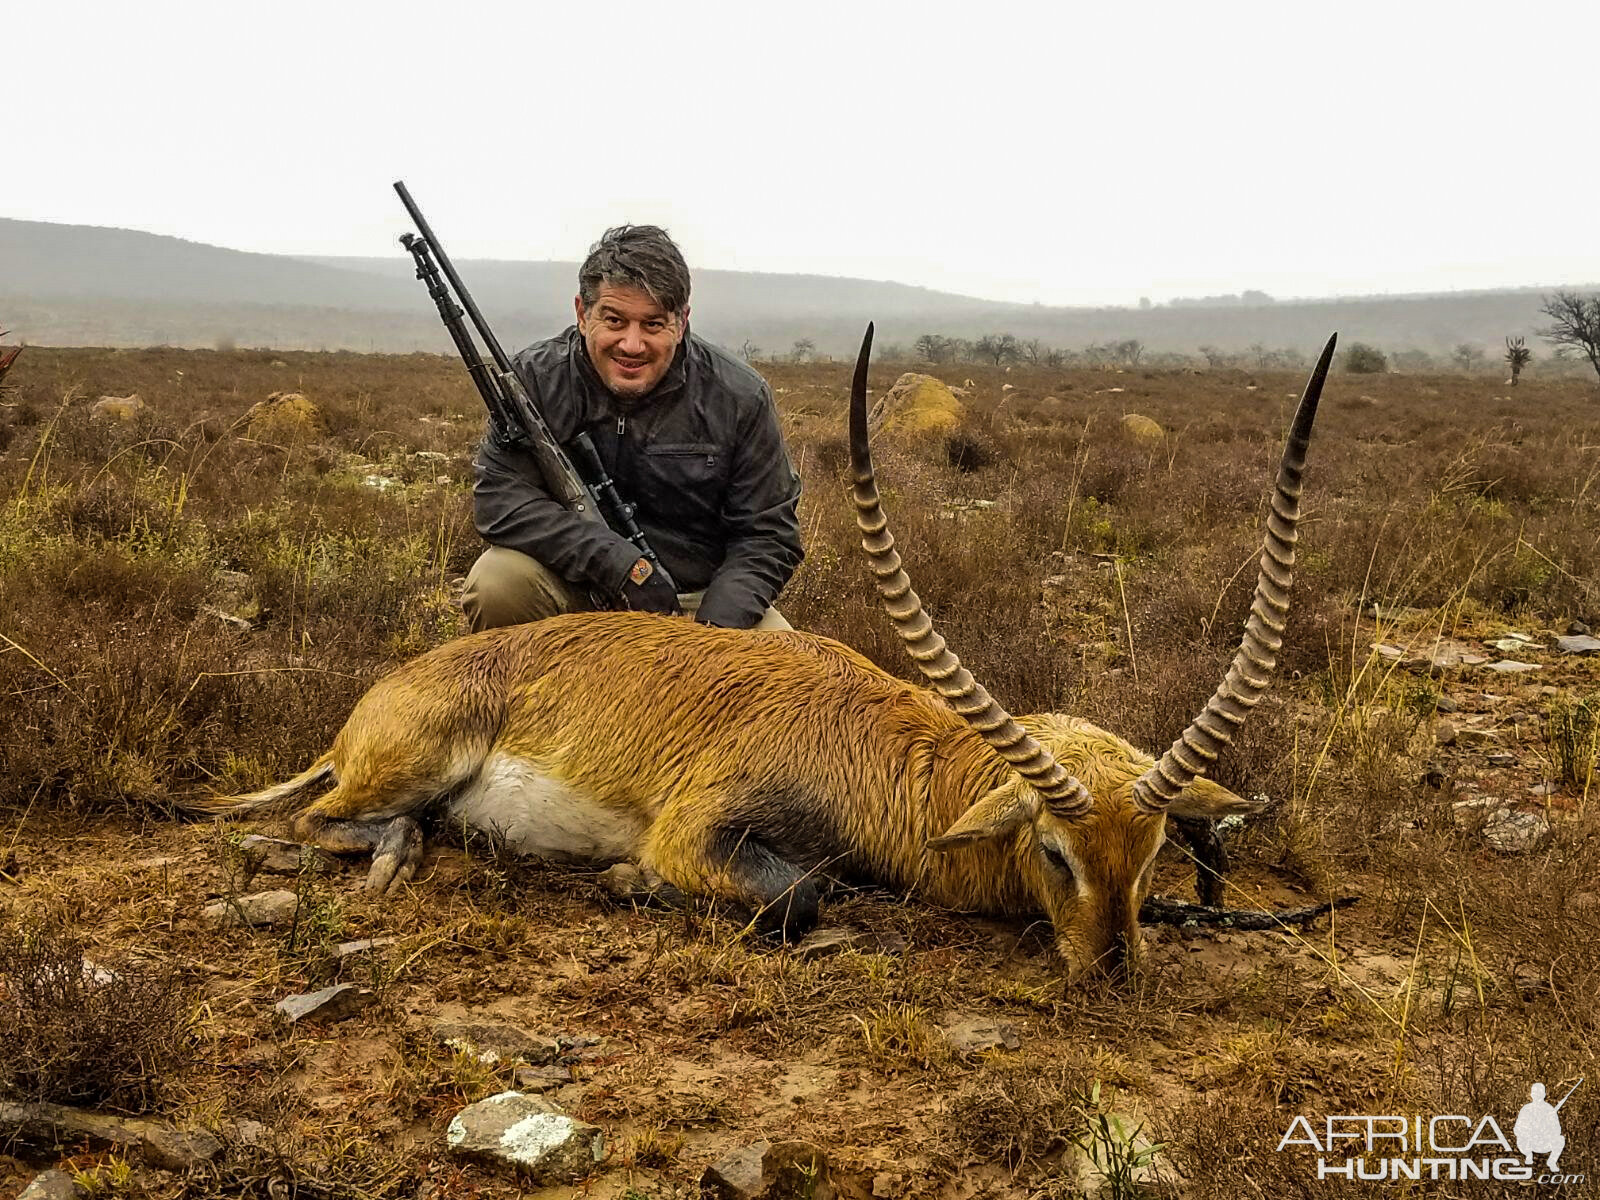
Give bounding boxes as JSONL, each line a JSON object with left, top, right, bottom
{"left": 472, "top": 327, "right": 803, "bottom": 629}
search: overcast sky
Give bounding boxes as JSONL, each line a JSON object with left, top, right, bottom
{"left": 8, "top": 0, "right": 1597, "bottom": 307}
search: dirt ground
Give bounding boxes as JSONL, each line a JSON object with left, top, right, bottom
{"left": 2, "top": 349, "right": 1598, "bottom": 1198}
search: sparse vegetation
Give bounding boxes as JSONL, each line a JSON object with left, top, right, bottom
{"left": 1, "top": 346, "right": 1597, "bottom": 1196}
{"left": 0, "top": 916, "right": 197, "bottom": 1110}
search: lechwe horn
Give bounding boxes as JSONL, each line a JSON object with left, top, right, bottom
{"left": 1131, "top": 333, "right": 1337, "bottom": 814}
{"left": 848, "top": 324, "right": 1091, "bottom": 818}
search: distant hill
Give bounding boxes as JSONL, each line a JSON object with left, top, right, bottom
{"left": 1, "top": 218, "right": 1590, "bottom": 359}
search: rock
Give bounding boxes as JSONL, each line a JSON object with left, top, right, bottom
{"left": 1451, "top": 796, "right": 1500, "bottom": 829}
{"left": 1461, "top": 654, "right": 1489, "bottom": 666}
{"left": 1119, "top": 413, "right": 1163, "bottom": 443}
{"left": 1487, "top": 753, "right": 1518, "bottom": 768}
{"left": 1455, "top": 727, "right": 1501, "bottom": 747}
{"left": 1555, "top": 634, "right": 1600, "bottom": 656}
{"left": 1483, "top": 660, "right": 1540, "bottom": 674}
{"left": 91, "top": 394, "right": 146, "bottom": 421}
{"left": 1372, "top": 642, "right": 1404, "bottom": 662}
{"left": 868, "top": 374, "right": 964, "bottom": 438}
{"left": 335, "top": 936, "right": 400, "bottom": 958}
{"left": 202, "top": 888, "right": 300, "bottom": 928}
{"left": 1482, "top": 809, "right": 1550, "bottom": 854}
{"left": 245, "top": 392, "right": 327, "bottom": 441}
{"left": 1488, "top": 632, "right": 1539, "bottom": 650}
{"left": 275, "top": 983, "right": 376, "bottom": 1025}
{"left": 1435, "top": 694, "right": 1461, "bottom": 714}
{"left": 511, "top": 1064, "right": 572, "bottom": 1093}
{"left": 1529, "top": 782, "right": 1559, "bottom": 797}
{"left": 435, "top": 1020, "right": 561, "bottom": 1066}
{"left": 201, "top": 604, "right": 256, "bottom": 631}
{"left": 237, "top": 834, "right": 338, "bottom": 876}
{"left": 0, "top": 1101, "right": 215, "bottom": 1163}
{"left": 1568, "top": 620, "right": 1592, "bottom": 636}
{"left": 235, "top": 1119, "right": 268, "bottom": 1146}
{"left": 791, "top": 927, "right": 907, "bottom": 961}
{"left": 18, "top": 1170, "right": 83, "bottom": 1200}
{"left": 702, "top": 1141, "right": 771, "bottom": 1199}
{"left": 1026, "top": 395, "right": 1069, "bottom": 424}
{"left": 942, "top": 1014, "right": 1021, "bottom": 1054}
{"left": 445, "top": 1092, "right": 603, "bottom": 1183}
{"left": 141, "top": 1127, "right": 225, "bottom": 1169}
{"left": 1434, "top": 722, "right": 1458, "bottom": 747}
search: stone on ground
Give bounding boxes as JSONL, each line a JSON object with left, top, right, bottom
{"left": 445, "top": 1091, "right": 603, "bottom": 1183}
{"left": 19, "top": 1170, "right": 82, "bottom": 1199}
{"left": 1119, "top": 413, "right": 1163, "bottom": 442}
{"left": 869, "top": 373, "right": 964, "bottom": 437}
{"left": 941, "top": 1013, "right": 1022, "bottom": 1054}
{"left": 434, "top": 1019, "right": 560, "bottom": 1066}
{"left": 275, "top": 983, "right": 376, "bottom": 1025}
{"left": 91, "top": 394, "right": 146, "bottom": 421}
{"left": 245, "top": 392, "right": 327, "bottom": 441}
{"left": 202, "top": 889, "right": 299, "bottom": 928}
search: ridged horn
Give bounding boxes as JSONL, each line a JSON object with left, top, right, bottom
{"left": 1131, "top": 333, "right": 1337, "bottom": 813}
{"left": 848, "top": 323, "right": 1091, "bottom": 818}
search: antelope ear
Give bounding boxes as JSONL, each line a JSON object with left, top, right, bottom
{"left": 928, "top": 781, "right": 1039, "bottom": 852}
{"left": 1164, "top": 778, "right": 1265, "bottom": 820}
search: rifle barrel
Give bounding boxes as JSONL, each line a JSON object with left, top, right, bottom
{"left": 393, "top": 181, "right": 513, "bottom": 374}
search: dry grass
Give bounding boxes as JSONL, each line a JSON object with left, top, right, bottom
{"left": 2, "top": 347, "right": 1599, "bottom": 1196}
{"left": 0, "top": 915, "right": 197, "bottom": 1111}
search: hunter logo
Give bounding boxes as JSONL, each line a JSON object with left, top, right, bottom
{"left": 628, "top": 558, "right": 654, "bottom": 586}
{"left": 1277, "top": 1078, "right": 1584, "bottom": 1185}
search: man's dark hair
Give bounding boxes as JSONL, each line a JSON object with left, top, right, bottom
{"left": 578, "top": 225, "right": 691, "bottom": 318}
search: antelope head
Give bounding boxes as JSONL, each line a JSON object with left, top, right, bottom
{"left": 848, "top": 326, "right": 1334, "bottom": 977}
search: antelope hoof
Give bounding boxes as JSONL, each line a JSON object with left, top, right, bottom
{"left": 365, "top": 816, "right": 424, "bottom": 894}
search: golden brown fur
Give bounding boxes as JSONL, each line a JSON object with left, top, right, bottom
{"left": 193, "top": 611, "right": 1254, "bottom": 975}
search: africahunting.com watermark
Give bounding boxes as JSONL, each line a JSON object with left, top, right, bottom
{"left": 1277, "top": 1078, "right": 1584, "bottom": 1184}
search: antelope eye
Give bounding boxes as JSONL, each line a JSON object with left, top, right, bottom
{"left": 1041, "top": 844, "right": 1072, "bottom": 874}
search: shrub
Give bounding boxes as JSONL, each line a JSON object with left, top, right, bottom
{"left": 1342, "top": 343, "right": 1388, "bottom": 374}
{"left": 0, "top": 917, "right": 197, "bottom": 1110}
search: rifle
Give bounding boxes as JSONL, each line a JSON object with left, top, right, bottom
{"left": 393, "top": 181, "right": 674, "bottom": 602}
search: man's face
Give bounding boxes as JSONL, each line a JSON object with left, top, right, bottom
{"left": 575, "top": 282, "right": 687, "bottom": 401}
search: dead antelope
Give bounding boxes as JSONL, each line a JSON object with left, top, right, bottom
{"left": 189, "top": 330, "right": 1334, "bottom": 977}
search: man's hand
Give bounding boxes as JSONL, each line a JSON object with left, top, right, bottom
{"left": 618, "top": 557, "right": 682, "bottom": 616}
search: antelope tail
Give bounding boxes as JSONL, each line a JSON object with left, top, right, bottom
{"left": 178, "top": 755, "right": 335, "bottom": 819}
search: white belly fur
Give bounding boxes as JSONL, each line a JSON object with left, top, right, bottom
{"left": 445, "top": 753, "right": 645, "bottom": 865}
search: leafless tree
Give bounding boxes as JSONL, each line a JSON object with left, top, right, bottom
{"left": 1452, "top": 343, "right": 1486, "bottom": 372}
{"left": 1018, "top": 337, "right": 1046, "bottom": 366}
{"left": 790, "top": 338, "right": 816, "bottom": 364}
{"left": 974, "top": 334, "right": 1019, "bottom": 365}
{"left": 1111, "top": 338, "right": 1144, "bottom": 366}
{"left": 1539, "top": 290, "right": 1600, "bottom": 383}
{"left": 1504, "top": 336, "right": 1532, "bottom": 385}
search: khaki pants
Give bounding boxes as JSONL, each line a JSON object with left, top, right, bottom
{"left": 462, "top": 546, "right": 793, "bottom": 633}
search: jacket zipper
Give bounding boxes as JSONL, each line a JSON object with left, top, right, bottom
{"left": 617, "top": 416, "right": 626, "bottom": 436}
